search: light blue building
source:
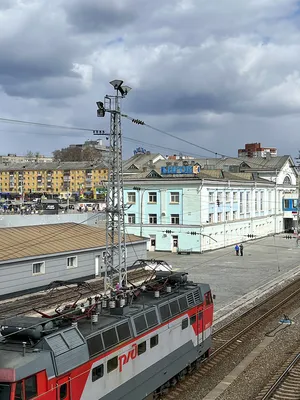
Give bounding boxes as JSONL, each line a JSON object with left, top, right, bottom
{"left": 123, "top": 155, "right": 298, "bottom": 252}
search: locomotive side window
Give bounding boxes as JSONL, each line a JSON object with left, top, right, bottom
{"left": 170, "top": 300, "right": 180, "bottom": 316}
{"left": 138, "top": 341, "right": 147, "bottom": 355}
{"left": 150, "top": 335, "right": 159, "bottom": 348}
{"left": 102, "top": 328, "right": 118, "bottom": 349}
{"left": 92, "top": 364, "right": 104, "bottom": 381}
{"left": 159, "top": 304, "right": 171, "bottom": 321}
{"left": 60, "top": 383, "right": 67, "bottom": 400}
{"left": 181, "top": 318, "right": 188, "bottom": 330}
{"left": 0, "top": 383, "right": 11, "bottom": 400}
{"left": 14, "top": 382, "right": 22, "bottom": 400}
{"left": 205, "top": 292, "right": 213, "bottom": 305}
{"left": 190, "top": 315, "right": 196, "bottom": 325}
{"left": 107, "top": 356, "right": 118, "bottom": 373}
{"left": 25, "top": 376, "right": 37, "bottom": 399}
{"left": 178, "top": 296, "right": 189, "bottom": 311}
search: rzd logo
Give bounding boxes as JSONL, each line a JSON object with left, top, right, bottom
{"left": 119, "top": 344, "right": 137, "bottom": 372}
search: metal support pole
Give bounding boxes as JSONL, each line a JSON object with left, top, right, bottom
{"left": 104, "top": 94, "right": 127, "bottom": 292}
{"left": 97, "top": 80, "right": 131, "bottom": 294}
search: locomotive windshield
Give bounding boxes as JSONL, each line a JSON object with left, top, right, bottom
{"left": 0, "top": 383, "right": 10, "bottom": 400}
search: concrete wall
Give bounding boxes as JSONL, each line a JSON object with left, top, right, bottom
{"left": 0, "top": 242, "right": 147, "bottom": 298}
{"left": 0, "top": 212, "right": 106, "bottom": 228}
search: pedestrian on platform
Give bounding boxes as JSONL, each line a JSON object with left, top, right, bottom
{"left": 234, "top": 244, "right": 239, "bottom": 256}
{"left": 239, "top": 243, "right": 244, "bottom": 256}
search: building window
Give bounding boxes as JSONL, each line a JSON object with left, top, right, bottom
{"left": 240, "top": 192, "right": 244, "bottom": 213}
{"left": 32, "top": 262, "right": 45, "bottom": 275}
{"left": 170, "top": 192, "right": 179, "bottom": 203}
{"left": 260, "top": 192, "right": 264, "bottom": 211}
{"left": 150, "top": 335, "right": 159, "bottom": 348}
{"left": 225, "top": 211, "right": 230, "bottom": 221}
{"left": 149, "top": 214, "right": 157, "bottom": 224}
{"left": 233, "top": 192, "right": 237, "bottom": 202}
{"left": 107, "top": 357, "right": 118, "bottom": 373}
{"left": 148, "top": 192, "right": 157, "bottom": 203}
{"left": 138, "top": 341, "right": 146, "bottom": 355}
{"left": 67, "top": 256, "right": 77, "bottom": 268}
{"left": 255, "top": 191, "right": 258, "bottom": 211}
{"left": 127, "top": 192, "right": 136, "bottom": 204}
{"left": 233, "top": 211, "right": 237, "bottom": 220}
{"left": 92, "top": 364, "right": 104, "bottom": 381}
{"left": 209, "top": 192, "right": 214, "bottom": 202}
{"left": 217, "top": 192, "right": 222, "bottom": 203}
{"left": 225, "top": 192, "right": 230, "bottom": 202}
{"left": 171, "top": 214, "right": 180, "bottom": 224}
{"left": 209, "top": 213, "right": 214, "bottom": 223}
{"left": 246, "top": 192, "right": 250, "bottom": 213}
{"left": 127, "top": 214, "right": 136, "bottom": 224}
{"left": 217, "top": 212, "right": 222, "bottom": 222}
{"left": 293, "top": 199, "right": 298, "bottom": 209}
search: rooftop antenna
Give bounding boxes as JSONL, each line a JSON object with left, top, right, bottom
{"left": 96, "top": 80, "right": 132, "bottom": 293}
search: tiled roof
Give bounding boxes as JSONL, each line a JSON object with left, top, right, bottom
{"left": 0, "top": 223, "right": 144, "bottom": 263}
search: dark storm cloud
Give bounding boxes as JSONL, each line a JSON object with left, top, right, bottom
{"left": 3, "top": 76, "right": 87, "bottom": 99}
{"left": 63, "top": 0, "right": 138, "bottom": 33}
{"left": 1, "top": 0, "right": 300, "bottom": 158}
{"left": 0, "top": 2, "right": 91, "bottom": 99}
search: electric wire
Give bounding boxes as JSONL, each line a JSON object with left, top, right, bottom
{"left": 0, "top": 115, "right": 284, "bottom": 170}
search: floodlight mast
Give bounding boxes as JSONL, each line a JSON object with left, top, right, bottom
{"left": 96, "top": 80, "right": 131, "bottom": 293}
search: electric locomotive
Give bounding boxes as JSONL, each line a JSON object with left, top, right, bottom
{"left": 0, "top": 268, "right": 214, "bottom": 400}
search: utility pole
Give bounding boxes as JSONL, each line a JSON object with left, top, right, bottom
{"left": 96, "top": 80, "right": 131, "bottom": 293}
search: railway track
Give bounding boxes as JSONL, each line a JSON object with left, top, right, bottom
{"left": 255, "top": 351, "right": 300, "bottom": 399}
{"left": 161, "top": 277, "right": 300, "bottom": 399}
{"left": 0, "top": 268, "right": 151, "bottom": 319}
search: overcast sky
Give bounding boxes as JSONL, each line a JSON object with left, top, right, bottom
{"left": 1, "top": 0, "right": 300, "bottom": 160}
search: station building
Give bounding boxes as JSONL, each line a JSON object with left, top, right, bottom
{"left": 123, "top": 153, "right": 298, "bottom": 253}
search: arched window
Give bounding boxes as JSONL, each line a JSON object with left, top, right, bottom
{"left": 283, "top": 175, "right": 292, "bottom": 185}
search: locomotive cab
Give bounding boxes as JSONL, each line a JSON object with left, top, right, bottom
{"left": 0, "top": 374, "right": 38, "bottom": 400}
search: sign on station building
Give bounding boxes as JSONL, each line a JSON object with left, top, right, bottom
{"left": 160, "top": 165, "right": 201, "bottom": 175}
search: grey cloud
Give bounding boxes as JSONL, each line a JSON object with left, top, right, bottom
{"left": 0, "top": 1, "right": 92, "bottom": 99}
{"left": 63, "top": 0, "right": 138, "bottom": 33}
{"left": 3, "top": 76, "right": 88, "bottom": 100}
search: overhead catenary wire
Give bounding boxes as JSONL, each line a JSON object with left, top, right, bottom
{"left": 0, "top": 115, "right": 281, "bottom": 170}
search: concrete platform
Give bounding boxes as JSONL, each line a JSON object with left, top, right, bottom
{"left": 147, "top": 236, "right": 300, "bottom": 316}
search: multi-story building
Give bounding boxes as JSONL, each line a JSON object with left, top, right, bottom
{"left": 238, "top": 143, "right": 277, "bottom": 158}
{"left": 0, "top": 162, "right": 108, "bottom": 199}
{"left": 0, "top": 153, "right": 53, "bottom": 164}
{"left": 123, "top": 154, "right": 298, "bottom": 252}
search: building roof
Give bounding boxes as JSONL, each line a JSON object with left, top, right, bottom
{"left": 0, "top": 223, "right": 145, "bottom": 263}
{"left": 0, "top": 161, "right": 108, "bottom": 171}
{"left": 123, "top": 153, "right": 165, "bottom": 172}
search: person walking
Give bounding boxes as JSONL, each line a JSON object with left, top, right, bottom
{"left": 235, "top": 244, "right": 239, "bottom": 256}
{"left": 239, "top": 243, "right": 244, "bottom": 256}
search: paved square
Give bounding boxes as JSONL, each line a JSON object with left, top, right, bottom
{"left": 147, "top": 236, "right": 300, "bottom": 312}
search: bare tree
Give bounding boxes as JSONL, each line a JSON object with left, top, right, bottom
{"left": 53, "top": 146, "right": 102, "bottom": 162}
